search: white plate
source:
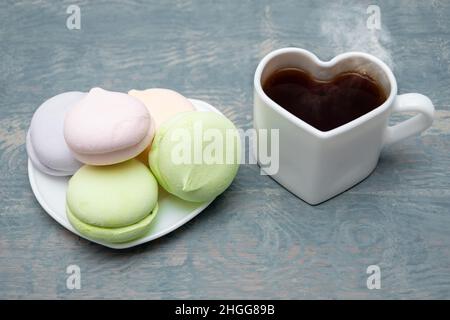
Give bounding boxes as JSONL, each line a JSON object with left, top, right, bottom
{"left": 28, "top": 99, "right": 222, "bottom": 249}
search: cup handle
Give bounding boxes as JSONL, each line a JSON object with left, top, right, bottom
{"left": 383, "top": 93, "right": 435, "bottom": 147}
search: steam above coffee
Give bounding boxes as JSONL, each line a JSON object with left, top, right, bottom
{"left": 262, "top": 68, "right": 387, "bottom": 131}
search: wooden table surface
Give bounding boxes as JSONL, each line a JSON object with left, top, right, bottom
{"left": 0, "top": 0, "right": 449, "bottom": 299}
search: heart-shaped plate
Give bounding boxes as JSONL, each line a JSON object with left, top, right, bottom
{"left": 28, "top": 98, "right": 221, "bottom": 249}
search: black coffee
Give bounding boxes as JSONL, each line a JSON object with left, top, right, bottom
{"left": 262, "top": 68, "right": 387, "bottom": 131}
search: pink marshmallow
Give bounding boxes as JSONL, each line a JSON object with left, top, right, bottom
{"left": 64, "top": 87, "right": 155, "bottom": 165}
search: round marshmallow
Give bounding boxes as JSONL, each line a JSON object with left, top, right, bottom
{"left": 66, "top": 159, "right": 159, "bottom": 243}
{"left": 149, "top": 111, "right": 240, "bottom": 202}
{"left": 64, "top": 87, "right": 155, "bottom": 165}
{"left": 128, "top": 88, "right": 195, "bottom": 128}
{"left": 27, "top": 92, "right": 85, "bottom": 176}
{"left": 128, "top": 88, "right": 195, "bottom": 164}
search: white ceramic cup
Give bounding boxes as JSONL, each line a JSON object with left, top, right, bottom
{"left": 253, "top": 48, "right": 434, "bottom": 205}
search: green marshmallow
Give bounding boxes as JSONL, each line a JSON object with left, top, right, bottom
{"left": 67, "top": 203, "right": 158, "bottom": 244}
{"left": 149, "top": 111, "right": 240, "bottom": 202}
{"left": 66, "top": 159, "right": 158, "bottom": 243}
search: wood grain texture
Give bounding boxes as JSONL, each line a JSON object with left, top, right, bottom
{"left": 0, "top": 0, "right": 449, "bottom": 299}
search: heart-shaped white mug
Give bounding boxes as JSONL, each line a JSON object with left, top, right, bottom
{"left": 253, "top": 48, "right": 434, "bottom": 205}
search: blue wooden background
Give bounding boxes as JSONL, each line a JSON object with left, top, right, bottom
{"left": 0, "top": 0, "right": 449, "bottom": 299}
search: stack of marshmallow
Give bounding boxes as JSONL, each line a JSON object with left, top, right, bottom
{"left": 27, "top": 88, "right": 240, "bottom": 243}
